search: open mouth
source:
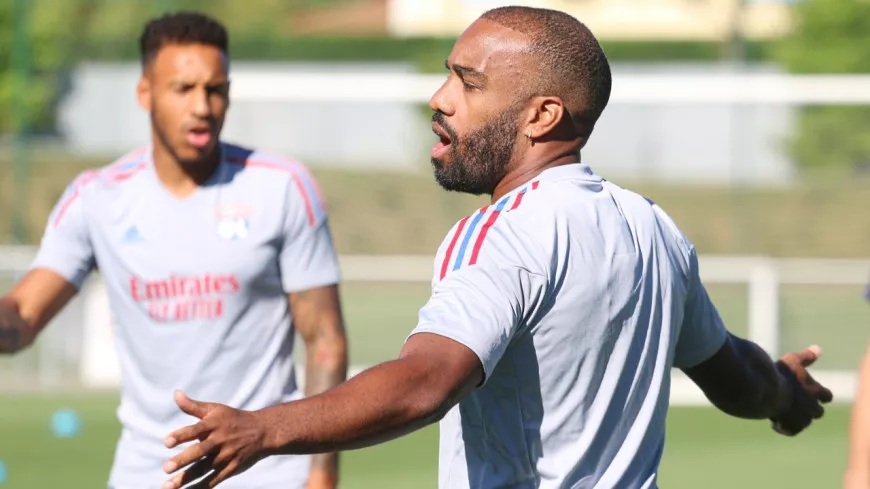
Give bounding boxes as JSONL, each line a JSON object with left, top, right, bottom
{"left": 186, "top": 127, "right": 212, "bottom": 149}
{"left": 431, "top": 123, "right": 452, "bottom": 159}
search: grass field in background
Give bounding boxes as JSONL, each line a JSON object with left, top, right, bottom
{"left": 0, "top": 279, "right": 867, "bottom": 388}
{"left": 0, "top": 157, "right": 866, "bottom": 488}
{"left": 3, "top": 157, "right": 870, "bottom": 258}
{"left": 0, "top": 393, "right": 851, "bottom": 489}
{"left": 336, "top": 282, "right": 870, "bottom": 370}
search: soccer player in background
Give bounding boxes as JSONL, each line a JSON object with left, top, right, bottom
{"left": 844, "top": 286, "right": 870, "bottom": 489}
{"left": 0, "top": 12, "right": 346, "bottom": 489}
{"left": 160, "top": 7, "right": 832, "bottom": 489}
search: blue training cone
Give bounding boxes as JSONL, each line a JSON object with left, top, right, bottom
{"left": 51, "top": 408, "right": 82, "bottom": 438}
{"left": 0, "top": 460, "right": 7, "bottom": 484}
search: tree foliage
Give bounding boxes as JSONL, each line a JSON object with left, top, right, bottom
{"left": 774, "top": 0, "right": 870, "bottom": 175}
{"left": 0, "top": 0, "right": 345, "bottom": 134}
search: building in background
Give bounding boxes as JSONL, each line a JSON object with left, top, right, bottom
{"left": 387, "top": 0, "right": 793, "bottom": 41}
{"left": 37, "top": 0, "right": 806, "bottom": 183}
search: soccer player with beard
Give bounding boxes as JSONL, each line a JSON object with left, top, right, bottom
{"left": 160, "top": 7, "right": 832, "bottom": 489}
{"left": 0, "top": 12, "right": 346, "bottom": 489}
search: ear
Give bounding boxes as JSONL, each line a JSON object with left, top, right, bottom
{"left": 524, "top": 96, "right": 566, "bottom": 140}
{"left": 136, "top": 76, "right": 151, "bottom": 112}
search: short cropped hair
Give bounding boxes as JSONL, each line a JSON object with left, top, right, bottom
{"left": 139, "top": 11, "right": 229, "bottom": 67}
{"left": 481, "top": 6, "right": 612, "bottom": 133}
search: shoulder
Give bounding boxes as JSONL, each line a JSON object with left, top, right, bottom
{"left": 223, "top": 143, "right": 320, "bottom": 190}
{"left": 58, "top": 147, "right": 150, "bottom": 201}
{"left": 97, "top": 146, "right": 151, "bottom": 181}
{"left": 642, "top": 194, "right": 695, "bottom": 258}
{"left": 222, "top": 143, "right": 326, "bottom": 225}
{"left": 436, "top": 180, "right": 548, "bottom": 281}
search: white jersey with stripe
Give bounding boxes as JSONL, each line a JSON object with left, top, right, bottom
{"left": 30, "top": 143, "right": 340, "bottom": 489}
{"left": 409, "top": 163, "right": 728, "bottom": 489}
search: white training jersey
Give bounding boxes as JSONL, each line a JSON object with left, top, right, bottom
{"left": 409, "top": 163, "right": 728, "bottom": 489}
{"left": 31, "top": 143, "right": 341, "bottom": 489}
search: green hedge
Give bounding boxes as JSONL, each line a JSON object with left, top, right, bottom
{"left": 78, "top": 36, "right": 775, "bottom": 70}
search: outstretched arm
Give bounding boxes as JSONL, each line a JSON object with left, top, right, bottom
{"left": 845, "top": 342, "right": 870, "bottom": 488}
{"left": 682, "top": 334, "right": 832, "bottom": 433}
{"left": 161, "top": 216, "right": 544, "bottom": 489}
{"left": 3, "top": 172, "right": 96, "bottom": 352}
{"left": 1, "top": 269, "right": 80, "bottom": 353}
{"left": 161, "top": 333, "right": 482, "bottom": 489}
{"left": 675, "top": 245, "right": 831, "bottom": 434}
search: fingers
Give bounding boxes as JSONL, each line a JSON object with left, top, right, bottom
{"left": 176, "top": 390, "right": 212, "bottom": 419}
{"left": 164, "top": 440, "right": 215, "bottom": 475}
{"left": 772, "top": 420, "right": 797, "bottom": 437}
{"left": 185, "top": 459, "right": 240, "bottom": 489}
{"left": 162, "top": 456, "right": 214, "bottom": 489}
{"left": 793, "top": 344, "right": 822, "bottom": 367}
{"left": 207, "top": 460, "right": 241, "bottom": 488}
{"left": 166, "top": 422, "right": 210, "bottom": 449}
{"left": 806, "top": 378, "right": 834, "bottom": 404}
{"left": 813, "top": 380, "right": 834, "bottom": 404}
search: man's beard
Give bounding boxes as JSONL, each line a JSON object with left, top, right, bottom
{"left": 431, "top": 107, "right": 521, "bottom": 196}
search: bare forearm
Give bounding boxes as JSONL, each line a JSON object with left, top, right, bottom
{"left": 846, "top": 345, "right": 870, "bottom": 481}
{"left": 304, "top": 338, "right": 348, "bottom": 475}
{"left": 689, "top": 334, "right": 789, "bottom": 420}
{"left": 262, "top": 358, "right": 446, "bottom": 456}
{"left": 304, "top": 339, "right": 348, "bottom": 400}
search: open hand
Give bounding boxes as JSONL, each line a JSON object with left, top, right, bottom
{"left": 161, "top": 391, "right": 270, "bottom": 489}
{"left": 770, "top": 345, "right": 834, "bottom": 436}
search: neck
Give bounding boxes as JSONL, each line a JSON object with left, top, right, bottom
{"left": 491, "top": 152, "right": 579, "bottom": 203}
{"left": 152, "top": 141, "right": 221, "bottom": 198}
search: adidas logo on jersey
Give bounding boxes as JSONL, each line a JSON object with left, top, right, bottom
{"left": 122, "top": 225, "right": 143, "bottom": 243}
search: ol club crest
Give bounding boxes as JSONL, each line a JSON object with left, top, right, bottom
{"left": 215, "top": 204, "right": 252, "bottom": 240}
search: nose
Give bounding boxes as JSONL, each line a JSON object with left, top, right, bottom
{"left": 191, "top": 87, "right": 210, "bottom": 118}
{"left": 429, "top": 81, "right": 455, "bottom": 117}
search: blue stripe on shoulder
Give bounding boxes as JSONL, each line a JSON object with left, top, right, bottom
{"left": 250, "top": 151, "right": 324, "bottom": 219}
{"left": 451, "top": 195, "right": 512, "bottom": 272}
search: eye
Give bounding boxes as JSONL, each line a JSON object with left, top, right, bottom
{"left": 207, "top": 84, "right": 229, "bottom": 97}
{"left": 462, "top": 81, "right": 477, "bottom": 91}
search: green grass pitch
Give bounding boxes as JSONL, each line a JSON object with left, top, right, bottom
{"left": 0, "top": 393, "right": 850, "bottom": 489}
{"left": 0, "top": 273, "right": 862, "bottom": 489}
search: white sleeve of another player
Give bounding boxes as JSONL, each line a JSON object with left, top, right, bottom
{"left": 409, "top": 218, "right": 546, "bottom": 383}
{"left": 278, "top": 172, "right": 341, "bottom": 293}
{"left": 673, "top": 246, "right": 729, "bottom": 369}
{"left": 30, "top": 172, "right": 97, "bottom": 289}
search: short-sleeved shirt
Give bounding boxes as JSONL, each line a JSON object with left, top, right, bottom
{"left": 31, "top": 143, "right": 341, "bottom": 489}
{"left": 409, "top": 163, "right": 727, "bottom": 489}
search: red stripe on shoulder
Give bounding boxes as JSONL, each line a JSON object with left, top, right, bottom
{"left": 508, "top": 180, "right": 540, "bottom": 212}
{"left": 283, "top": 156, "right": 325, "bottom": 205}
{"left": 53, "top": 171, "right": 99, "bottom": 228}
{"left": 105, "top": 161, "right": 147, "bottom": 183}
{"left": 440, "top": 216, "right": 471, "bottom": 280}
{"left": 509, "top": 192, "right": 526, "bottom": 210}
{"left": 288, "top": 171, "right": 317, "bottom": 227}
{"left": 103, "top": 148, "right": 149, "bottom": 183}
{"left": 468, "top": 208, "right": 504, "bottom": 266}
{"left": 227, "top": 156, "right": 317, "bottom": 227}
{"left": 467, "top": 182, "right": 539, "bottom": 263}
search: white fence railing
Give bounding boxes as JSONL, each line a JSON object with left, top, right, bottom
{"left": 0, "top": 247, "right": 865, "bottom": 404}
{"left": 229, "top": 72, "right": 870, "bottom": 105}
